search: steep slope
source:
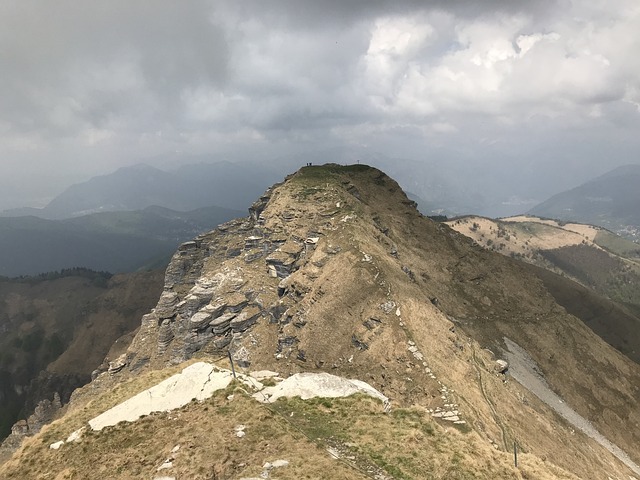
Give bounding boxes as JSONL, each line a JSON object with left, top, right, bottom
{"left": 446, "top": 215, "right": 640, "bottom": 363}
{"left": 0, "top": 269, "right": 164, "bottom": 446}
{"left": 3, "top": 165, "right": 639, "bottom": 479}
{"left": 529, "top": 164, "right": 640, "bottom": 240}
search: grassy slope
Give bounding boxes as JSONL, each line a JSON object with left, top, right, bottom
{"left": 447, "top": 215, "right": 640, "bottom": 342}
{"left": 0, "top": 360, "right": 576, "bottom": 480}
{"left": 523, "top": 263, "right": 640, "bottom": 364}
{"left": 594, "top": 229, "right": 640, "bottom": 259}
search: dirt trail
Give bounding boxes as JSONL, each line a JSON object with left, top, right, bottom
{"left": 471, "top": 347, "right": 509, "bottom": 451}
{"left": 503, "top": 337, "right": 640, "bottom": 477}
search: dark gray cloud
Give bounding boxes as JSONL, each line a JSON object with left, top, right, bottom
{"left": 1, "top": 0, "right": 639, "bottom": 210}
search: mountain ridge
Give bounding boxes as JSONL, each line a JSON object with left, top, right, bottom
{"left": 2, "top": 164, "right": 639, "bottom": 479}
{"left": 529, "top": 164, "right": 640, "bottom": 240}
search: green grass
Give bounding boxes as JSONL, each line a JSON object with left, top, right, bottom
{"left": 267, "top": 394, "right": 487, "bottom": 479}
{"left": 594, "top": 230, "right": 640, "bottom": 259}
{"left": 294, "top": 164, "right": 376, "bottom": 183}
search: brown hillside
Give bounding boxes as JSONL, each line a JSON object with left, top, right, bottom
{"left": 523, "top": 263, "right": 640, "bottom": 364}
{"left": 447, "top": 215, "right": 640, "bottom": 363}
{"left": 0, "top": 269, "right": 164, "bottom": 449}
{"left": 2, "top": 165, "right": 639, "bottom": 479}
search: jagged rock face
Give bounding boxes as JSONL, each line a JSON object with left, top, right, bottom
{"left": 0, "top": 393, "right": 61, "bottom": 461}
{"left": 112, "top": 164, "right": 640, "bottom": 479}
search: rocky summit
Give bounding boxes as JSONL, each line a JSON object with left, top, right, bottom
{"left": 1, "top": 164, "right": 639, "bottom": 479}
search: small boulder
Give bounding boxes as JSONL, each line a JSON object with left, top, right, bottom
{"left": 108, "top": 354, "right": 128, "bottom": 374}
{"left": 495, "top": 359, "right": 509, "bottom": 374}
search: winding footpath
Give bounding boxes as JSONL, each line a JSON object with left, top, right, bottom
{"left": 471, "top": 347, "right": 510, "bottom": 451}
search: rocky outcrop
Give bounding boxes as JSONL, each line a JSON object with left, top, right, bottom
{"left": 0, "top": 393, "right": 62, "bottom": 461}
{"left": 115, "top": 180, "right": 317, "bottom": 368}
{"left": 108, "top": 354, "right": 128, "bottom": 374}
{"left": 495, "top": 359, "right": 509, "bottom": 374}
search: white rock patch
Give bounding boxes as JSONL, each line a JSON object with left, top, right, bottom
{"left": 89, "top": 362, "right": 256, "bottom": 431}
{"left": 253, "top": 372, "right": 388, "bottom": 405}
{"left": 50, "top": 364, "right": 388, "bottom": 450}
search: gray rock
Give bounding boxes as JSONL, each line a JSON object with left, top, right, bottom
{"left": 189, "top": 311, "right": 213, "bottom": 330}
{"left": 277, "top": 336, "right": 298, "bottom": 352}
{"left": 351, "top": 335, "right": 369, "bottom": 351}
{"left": 155, "top": 291, "right": 179, "bottom": 319}
{"left": 181, "top": 292, "right": 211, "bottom": 317}
{"left": 164, "top": 236, "right": 208, "bottom": 289}
{"left": 230, "top": 307, "right": 262, "bottom": 333}
{"left": 244, "top": 235, "right": 263, "bottom": 249}
{"left": 244, "top": 249, "right": 264, "bottom": 263}
{"left": 277, "top": 278, "right": 289, "bottom": 296}
{"left": 210, "top": 312, "right": 237, "bottom": 335}
{"left": 108, "top": 354, "right": 128, "bottom": 374}
{"left": 265, "top": 252, "right": 297, "bottom": 279}
{"left": 206, "top": 300, "right": 228, "bottom": 319}
{"left": 249, "top": 193, "right": 271, "bottom": 221}
{"left": 232, "top": 346, "right": 251, "bottom": 368}
{"left": 495, "top": 359, "right": 509, "bottom": 374}
{"left": 380, "top": 301, "right": 396, "bottom": 314}
{"left": 178, "top": 241, "right": 198, "bottom": 251}
{"left": 157, "top": 319, "right": 175, "bottom": 352}
{"left": 226, "top": 293, "right": 249, "bottom": 313}
{"left": 213, "top": 335, "right": 232, "bottom": 349}
{"left": 280, "top": 211, "right": 295, "bottom": 222}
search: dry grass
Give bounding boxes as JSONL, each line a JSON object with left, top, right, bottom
{"left": 1, "top": 379, "right": 577, "bottom": 480}
{"left": 4, "top": 166, "right": 639, "bottom": 479}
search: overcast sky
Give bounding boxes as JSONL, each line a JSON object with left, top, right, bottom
{"left": 2, "top": 0, "right": 640, "bottom": 209}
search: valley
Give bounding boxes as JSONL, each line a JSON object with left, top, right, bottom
{"left": 0, "top": 268, "right": 164, "bottom": 452}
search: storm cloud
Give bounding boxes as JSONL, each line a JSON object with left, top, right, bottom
{"left": 1, "top": 0, "right": 639, "bottom": 209}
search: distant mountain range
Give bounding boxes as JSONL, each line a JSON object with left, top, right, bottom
{"left": 0, "top": 151, "right": 564, "bottom": 221}
{"left": 3, "top": 159, "right": 638, "bottom": 278}
{"left": 0, "top": 205, "right": 242, "bottom": 277}
{"left": 1, "top": 162, "right": 280, "bottom": 220}
{"left": 529, "top": 164, "right": 640, "bottom": 240}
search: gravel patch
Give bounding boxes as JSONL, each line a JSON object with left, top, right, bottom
{"left": 504, "top": 337, "right": 640, "bottom": 477}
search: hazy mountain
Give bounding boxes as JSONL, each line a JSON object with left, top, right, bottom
{"left": 0, "top": 205, "right": 243, "bottom": 277}
{"left": 528, "top": 164, "right": 640, "bottom": 240}
{"left": 0, "top": 268, "right": 164, "bottom": 442}
{"left": 2, "top": 165, "right": 638, "bottom": 479}
{"left": 1, "top": 162, "right": 280, "bottom": 220}
{"left": 0, "top": 150, "right": 571, "bottom": 222}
